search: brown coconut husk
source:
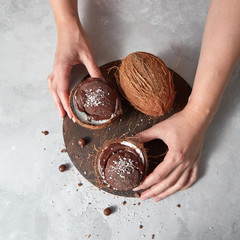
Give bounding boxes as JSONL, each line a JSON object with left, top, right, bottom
{"left": 94, "top": 138, "right": 148, "bottom": 192}
{"left": 117, "top": 52, "right": 175, "bottom": 116}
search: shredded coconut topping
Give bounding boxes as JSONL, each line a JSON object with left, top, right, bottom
{"left": 108, "top": 155, "right": 136, "bottom": 178}
{"left": 84, "top": 88, "right": 105, "bottom": 107}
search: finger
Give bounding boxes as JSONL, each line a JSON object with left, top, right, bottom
{"left": 137, "top": 125, "right": 162, "bottom": 143}
{"left": 48, "top": 73, "right": 66, "bottom": 117}
{"left": 133, "top": 151, "right": 180, "bottom": 191}
{"left": 54, "top": 63, "right": 73, "bottom": 118}
{"left": 154, "top": 168, "right": 190, "bottom": 202}
{"left": 139, "top": 163, "right": 186, "bottom": 201}
{"left": 51, "top": 90, "right": 66, "bottom": 118}
{"left": 182, "top": 160, "right": 199, "bottom": 190}
{"left": 47, "top": 72, "right": 54, "bottom": 93}
{"left": 84, "top": 57, "right": 103, "bottom": 79}
{"left": 58, "top": 90, "right": 73, "bottom": 119}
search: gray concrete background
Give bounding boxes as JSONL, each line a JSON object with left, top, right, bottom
{"left": 0, "top": 0, "right": 240, "bottom": 239}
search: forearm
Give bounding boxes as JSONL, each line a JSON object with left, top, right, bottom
{"left": 49, "top": 0, "right": 83, "bottom": 34}
{"left": 188, "top": 0, "right": 240, "bottom": 120}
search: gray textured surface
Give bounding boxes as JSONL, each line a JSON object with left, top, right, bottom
{"left": 0, "top": 0, "right": 240, "bottom": 240}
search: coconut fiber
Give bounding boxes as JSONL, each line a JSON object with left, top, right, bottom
{"left": 118, "top": 52, "right": 175, "bottom": 116}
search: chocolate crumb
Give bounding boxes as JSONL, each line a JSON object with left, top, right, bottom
{"left": 104, "top": 207, "right": 112, "bottom": 216}
{"left": 133, "top": 203, "right": 136, "bottom": 206}
{"left": 122, "top": 201, "right": 127, "bottom": 205}
{"left": 59, "top": 164, "right": 67, "bottom": 172}
{"left": 88, "top": 235, "right": 91, "bottom": 239}
{"left": 88, "top": 202, "right": 91, "bottom": 205}
{"left": 78, "top": 183, "right": 83, "bottom": 187}
{"left": 135, "top": 193, "right": 140, "bottom": 198}
{"left": 42, "top": 131, "right": 49, "bottom": 135}
{"left": 78, "top": 138, "right": 86, "bottom": 147}
{"left": 139, "top": 225, "right": 143, "bottom": 229}
{"left": 152, "top": 234, "right": 155, "bottom": 239}
{"left": 137, "top": 202, "right": 141, "bottom": 205}
{"left": 176, "top": 204, "right": 181, "bottom": 208}
{"left": 43, "top": 148, "right": 46, "bottom": 150}
{"left": 61, "top": 148, "right": 67, "bottom": 153}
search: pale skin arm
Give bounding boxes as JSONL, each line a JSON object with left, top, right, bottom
{"left": 134, "top": 0, "right": 240, "bottom": 201}
{"left": 48, "top": 0, "right": 102, "bottom": 118}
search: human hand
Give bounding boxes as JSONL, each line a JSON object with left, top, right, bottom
{"left": 47, "top": 23, "right": 102, "bottom": 118}
{"left": 133, "top": 105, "right": 211, "bottom": 202}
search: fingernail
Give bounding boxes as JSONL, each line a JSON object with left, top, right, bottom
{"left": 72, "top": 117, "right": 76, "bottom": 123}
{"left": 140, "top": 195, "right": 149, "bottom": 201}
{"left": 67, "top": 112, "right": 73, "bottom": 120}
{"left": 154, "top": 196, "right": 162, "bottom": 202}
{"left": 133, "top": 186, "right": 141, "bottom": 191}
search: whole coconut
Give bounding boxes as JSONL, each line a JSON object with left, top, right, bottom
{"left": 118, "top": 52, "right": 175, "bottom": 116}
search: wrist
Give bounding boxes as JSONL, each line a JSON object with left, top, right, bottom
{"left": 56, "top": 16, "right": 83, "bottom": 35}
{"left": 184, "top": 99, "right": 216, "bottom": 129}
{"left": 187, "top": 87, "right": 221, "bottom": 118}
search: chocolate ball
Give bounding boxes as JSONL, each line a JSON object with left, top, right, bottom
{"left": 59, "top": 164, "right": 67, "bottom": 172}
{"left": 104, "top": 207, "right": 112, "bottom": 216}
{"left": 78, "top": 138, "right": 86, "bottom": 147}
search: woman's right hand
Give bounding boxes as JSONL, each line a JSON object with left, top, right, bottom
{"left": 47, "top": 22, "right": 102, "bottom": 118}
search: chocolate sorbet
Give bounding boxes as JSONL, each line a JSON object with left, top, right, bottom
{"left": 74, "top": 77, "right": 118, "bottom": 121}
{"left": 97, "top": 141, "right": 146, "bottom": 191}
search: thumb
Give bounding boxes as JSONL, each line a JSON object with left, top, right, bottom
{"left": 137, "top": 123, "right": 164, "bottom": 143}
{"left": 84, "top": 57, "right": 103, "bottom": 79}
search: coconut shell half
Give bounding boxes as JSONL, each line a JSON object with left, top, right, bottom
{"left": 95, "top": 138, "right": 148, "bottom": 192}
{"left": 69, "top": 77, "right": 122, "bottom": 129}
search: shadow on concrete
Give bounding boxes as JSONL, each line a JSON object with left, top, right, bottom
{"left": 82, "top": 1, "right": 124, "bottom": 64}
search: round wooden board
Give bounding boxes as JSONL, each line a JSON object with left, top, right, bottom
{"left": 63, "top": 60, "right": 191, "bottom": 198}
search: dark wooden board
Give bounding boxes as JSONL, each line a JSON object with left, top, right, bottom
{"left": 63, "top": 60, "right": 191, "bottom": 197}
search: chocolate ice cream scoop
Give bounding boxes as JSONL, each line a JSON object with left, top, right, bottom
{"left": 70, "top": 77, "right": 122, "bottom": 129}
{"left": 96, "top": 139, "right": 148, "bottom": 191}
{"left": 74, "top": 77, "right": 118, "bottom": 121}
